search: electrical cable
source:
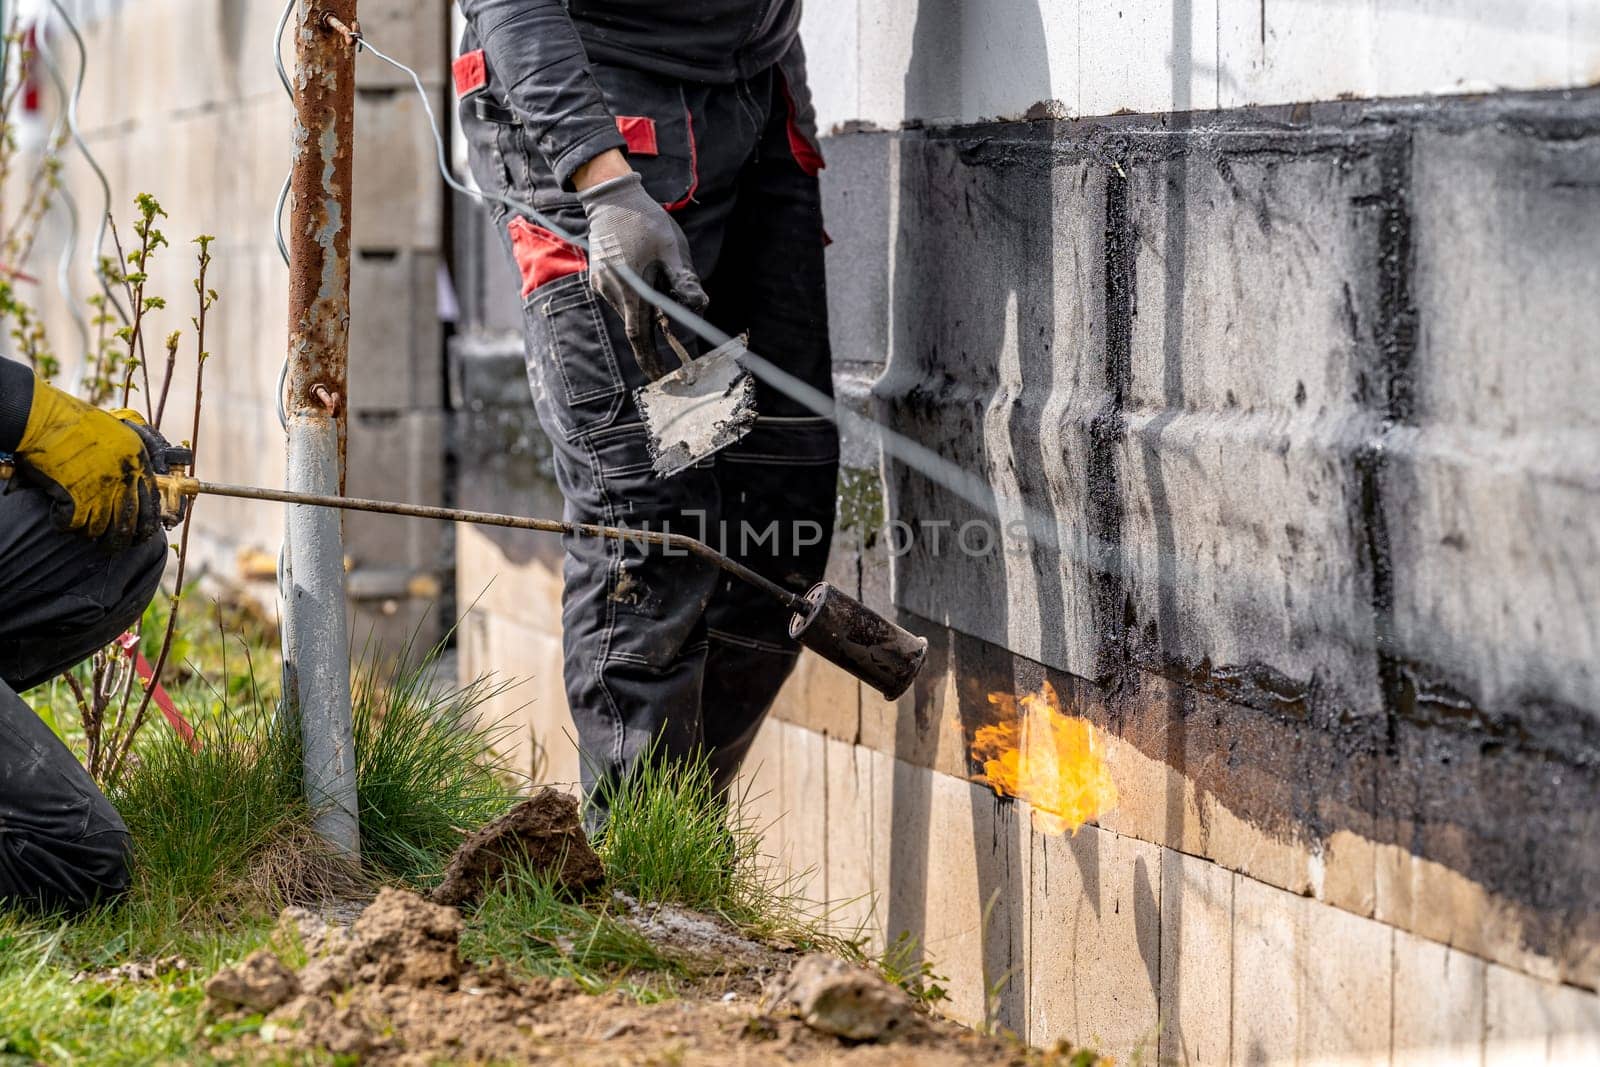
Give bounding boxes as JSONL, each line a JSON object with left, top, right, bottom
{"left": 45, "top": 0, "right": 128, "bottom": 327}
{"left": 32, "top": 28, "right": 90, "bottom": 363}
{"left": 272, "top": 0, "right": 295, "bottom": 431}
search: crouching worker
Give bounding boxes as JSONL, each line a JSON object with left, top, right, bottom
{"left": 0, "top": 355, "right": 169, "bottom": 911}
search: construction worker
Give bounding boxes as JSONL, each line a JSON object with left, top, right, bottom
{"left": 0, "top": 355, "right": 168, "bottom": 910}
{"left": 456, "top": 1, "right": 838, "bottom": 814}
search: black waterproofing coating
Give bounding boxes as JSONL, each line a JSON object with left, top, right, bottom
{"left": 461, "top": 57, "right": 837, "bottom": 824}
{"left": 457, "top": 0, "right": 801, "bottom": 187}
{"left": 0, "top": 483, "right": 167, "bottom": 911}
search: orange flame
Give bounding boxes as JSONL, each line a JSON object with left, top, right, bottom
{"left": 971, "top": 681, "right": 1118, "bottom": 835}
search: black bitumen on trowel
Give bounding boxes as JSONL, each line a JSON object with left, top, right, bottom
{"left": 154, "top": 470, "right": 929, "bottom": 700}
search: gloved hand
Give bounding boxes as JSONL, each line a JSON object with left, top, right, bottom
{"left": 578, "top": 171, "right": 708, "bottom": 380}
{"left": 12, "top": 378, "right": 158, "bottom": 546}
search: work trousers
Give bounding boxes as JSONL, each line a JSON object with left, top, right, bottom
{"left": 0, "top": 485, "right": 166, "bottom": 910}
{"left": 461, "top": 61, "right": 838, "bottom": 810}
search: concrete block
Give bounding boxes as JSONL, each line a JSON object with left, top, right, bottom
{"left": 1079, "top": 0, "right": 1218, "bottom": 117}
{"left": 1368, "top": 1, "right": 1572, "bottom": 98}
{"left": 1232, "top": 873, "right": 1393, "bottom": 1067}
{"left": 459, "top": 607, "right": 577, "bottom": 789}
{"left": 1394, "top": 122, "right": 1600, "bottom": 720}
{"left": 1159, "top": 849, "right": 1233, "bottom": 1067}
{"left": 1216, "top": 0, "right": 1374, "bottom": 109}
{"left": 1392, "top": 928, "right": 1486, "bottom": 1067}
{"left": 767, "top": 649, "right": 861, "bottom": 741}
{"left": 819, "top": 133, "right": 894, "bottom": 370}
{"left": 1029, "top": 825, "right": 1161, "bottom": 1062}
{"left": 353, "top": 87, "right": 443, "bottom": 252}
{"left": 344, "top": 409, "right": 447, "bottom": 573}
{"left": 349, "top": 249, "right": 442, "bottom": 413}
{"left": 797, "top": 0, "right": 858, "bottom": 134}
{"left": 822, "top": 737, "right": 879, "bottom": 941}
{"left": 774, "top": 720, "right": 828, "bottom": 900}
{"left": 354, "top": 0, "right": 448, "bottom": 88}
{"left": 856, "top": 624, "right": 997, "bottom": 783}
{"left": 881, "top": 135, "right": 1111, "bottom": 680}
{"left": 1230, "top": 873, "right": 1307, "bottom": 1066}
{"left": 1376, "top": 842, "right": 1502, "bottom": 973}
{"left": 455, "top": 524, "right": 564, "bottom": 638}
{"left": 1120, "top": 134, "right": 1394, "bottom": 719}
{"left": 873, "top": 756, "right": 1029, "bottom": 1034}
{"left": 1300, "top": 892, "right": 1393, "bottom": 1067}
{"left": 854, "top": 0, "right": 1077, "bottom": 127}
{"left": 1485, "top": 963, "right": 1600, "bottom": 1066}
{"left": 734, "top": 715, "right": 787, "bottom": 865}
{"left": 1219, "top": 0, "right": 1576, "bottom": 110}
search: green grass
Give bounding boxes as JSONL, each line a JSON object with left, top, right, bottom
{"left": 0, "top": 623, "right": 896, "bottom": 1063}
{"left": 463, "top": 745, "right": 837, "bottom": 997}
{"left": 351, "top": 639, "right": 518, "bottom": 885}
{"left": 0, "top": 623, "right": 521, "bottom": 1064}
{"left": 462, "top": 861, "right": 685, "bottom": 994}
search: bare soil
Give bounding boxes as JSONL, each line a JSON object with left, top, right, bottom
{"left": 208, "top": 890, "right": 1085, "bottom": 1066}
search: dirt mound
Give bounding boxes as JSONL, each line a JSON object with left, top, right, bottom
{"left": 430, "top": 788, "right": 605, "bottom": 907}
{"left": 209, "top": 889, "right": 1070, "bottom": 1065}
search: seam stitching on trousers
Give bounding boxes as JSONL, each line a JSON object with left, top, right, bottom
{"left": 581, "top": 430, "right": 628, "bottom": 769}
{"left": 707, "top": 627, "right": 794, "bottom": 655}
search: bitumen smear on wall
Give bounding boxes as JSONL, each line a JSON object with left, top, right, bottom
{"left": 451, "top": 85, "right": 1600, "bottom": 1060}
{"left": 855, "top": 87, "right": 1600, "bottom": 988}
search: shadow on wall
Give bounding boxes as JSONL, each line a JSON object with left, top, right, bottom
{"left": 879, "top": 0, "right": 1213, "bottom": 1039}
{"left": 882, "top": 0, "right": 1057, "bottom": 1038}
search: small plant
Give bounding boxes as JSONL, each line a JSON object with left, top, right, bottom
{"left": 60, "top": 220, "right": 218, "bottom": 789}
{"left": 2, "top": 18, "right": 224, "bottom": 783}
{"left": 869, "top": 929, "right": 950, "bottom": 1007}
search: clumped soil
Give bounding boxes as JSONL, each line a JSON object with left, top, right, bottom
{"left": 206, "top": 889, "right": 1074, "bottom": 1066}
{"left": 429, "top": 790, "right": 604, "bottom": 908}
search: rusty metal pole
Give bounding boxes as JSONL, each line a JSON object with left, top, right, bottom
{"left": 284, "top": 0, "right": 358, "bottom": 858}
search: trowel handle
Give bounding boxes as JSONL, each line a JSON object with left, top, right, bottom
{"left": 655, "top": 311, "right": 695, "bottom": 368}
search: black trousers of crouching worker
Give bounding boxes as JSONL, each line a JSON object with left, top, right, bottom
{"left": 461, "top": 62, "right": 838, "bottom": 811}
{"left": 0, "top": 485, "right": 167, "bottom": 910}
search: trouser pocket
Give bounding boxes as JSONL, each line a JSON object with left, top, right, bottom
{"left": 521, "top": 272, "right": 625, "bottom": 439}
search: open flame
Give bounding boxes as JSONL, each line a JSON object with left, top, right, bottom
{"left": 971, "top": 681, "right": 1118, "bottom": 835}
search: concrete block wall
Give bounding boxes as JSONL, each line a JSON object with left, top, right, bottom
{"left": 779, "top": 3, "right": 1600, "bottom": 1062}
{"left": 19, "top": 0, "right": 449, "bottom": 653}
{"left": 434, "top": 2, "right": 1600, "bottom": 1063}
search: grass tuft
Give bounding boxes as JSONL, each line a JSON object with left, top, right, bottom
{"left": 109, "top": 705, "right": 306, "bottom": 913}
{"left": 351, "top": 638, "right": 519, "bottom": 885}
{"left": 462, "top": 859, "right": 682, "bottom": 992}
{"left": 595, "top": 748, "right": 751, "bottom": 914}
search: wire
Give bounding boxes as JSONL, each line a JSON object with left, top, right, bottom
{"left": 271, "top": 0, "right": 295, "bottom": 430}
{"left": 45, "top": 0, "right": 128, "bottom": 327}
{"left": 32, "top": 28, "right": 90, "bottom": 362}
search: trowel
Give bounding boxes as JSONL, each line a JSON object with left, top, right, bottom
{"left": 634, "top": 313, "right": 758, "bottom": 477}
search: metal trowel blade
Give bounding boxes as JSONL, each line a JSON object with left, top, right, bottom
{"left": 636, "top": 336, "right": 759, "bottom": 477}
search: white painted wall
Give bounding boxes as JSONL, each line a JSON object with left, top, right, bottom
{"left": 801, "top": 0, "right": 1600, "bottom": 131}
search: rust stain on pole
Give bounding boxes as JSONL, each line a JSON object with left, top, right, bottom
{"left": 287, "top": 0, "right": 357, "bottom": 480}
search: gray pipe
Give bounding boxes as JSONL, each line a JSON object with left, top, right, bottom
{"left": 283, "top": 413, "right": 359, "bottom": 856}
{"left": 283, "top": 0, "right": 360, "bottom": 859}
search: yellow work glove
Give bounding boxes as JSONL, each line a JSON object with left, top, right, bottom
{"left": 13, "top": 377, "right": 158, "bottom": 546}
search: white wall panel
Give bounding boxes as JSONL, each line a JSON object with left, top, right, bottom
{"left": 807, "top": 0, "right": 1598, "bottom": 129}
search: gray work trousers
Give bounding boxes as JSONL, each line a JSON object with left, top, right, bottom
{"left": 0, "top": 484, "right": 166, "bottom": 910}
